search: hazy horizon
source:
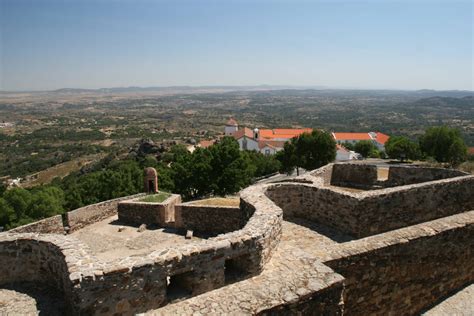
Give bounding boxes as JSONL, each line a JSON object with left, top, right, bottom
{"left": 1, "top": 0, "right": 473, "bottom": 91}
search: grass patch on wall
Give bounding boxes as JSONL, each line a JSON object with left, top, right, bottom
{"left": 139, "top": 192, "right": 171, "bottom": 203}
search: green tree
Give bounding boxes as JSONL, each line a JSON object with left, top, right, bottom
{"left": 0, "top": 198, "right": 15, "bottom": 229}
{"left": 419, "top": 126, "right": 467, "bottom": 166}
{"left": 0, "top": 184, "right": 7, "bottom": 196}
{"left": 276, "top": 141, "right": 298, "bottom": 175}
{"left": 29, "top": 186, "right": 65, "bottom": 219}
{"left": 385, "top": 136, "right": 420, "bottom": 161}
{"left": 3, "top": 188, "right": 32, "bottom": 221}
{"left": 209, "top": 137, "right": 252, "bottom": 196}
{"left": 354, "top": 140, "right": 377, "bottom": 158}
{"left": 277, "top": 130, "right": 336, "bottom": 175}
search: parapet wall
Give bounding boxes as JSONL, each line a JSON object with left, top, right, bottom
{"left": 386, "top": 166, "right": 466, "bottom": 186}
{"left": 9, "top": 215, "right": 64, "bottom": 234}
{"left": 330, "top": 164, "right": 378, "bottom": 188}
{"left": 66, "top": 193, "right": 145, "bottom": 232}
{"left": 266, "top": 184, "right": 359, "bottom": 237}
{"left": 357, "top": 176, "right": 474, "bottom": 236}
{"left": 174, "top": 203, "right": 249, "bottom": 234}
{"left": 268, "top": 166, "right": 474, "bottom": 238}
{"left": 325, "top": 211, "right": 474, "bottom": 316}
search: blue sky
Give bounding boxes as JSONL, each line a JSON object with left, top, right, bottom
{"left": 0, "top": 0, "right": 472, "bottom": 91}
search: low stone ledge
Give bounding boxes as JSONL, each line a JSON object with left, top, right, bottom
{"left": 66, "top": 193, "right": 146, "bottom": 232}
{"left": 8, "top": 215, "right": 65, "bottom": 234}
{"left": 174, "top": 202, "right": 244, "bottom": 234}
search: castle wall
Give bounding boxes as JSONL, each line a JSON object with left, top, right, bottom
{"left": 9, "top": 215, "right": 64, "bottom": 234}
{"left": 325, "top": 211, "right": 474, "bottom": 316}
{"left": 174, "top": 203, "right": 246, "bottom": 234}
{"left": 66, "top": 193, "right": 145, "bottom": 232}
{"left": 330, "top": 164, "right": 378, "bottom": 188}
{"left": 357, "top": 175, "right": 474, "bottom": 236}
{"left": 386, "top": 166, "right": 467, "bottom": 186}
{"left": 265, "top": 183, "right": 359, "bottom": 237}
{"left": 266, "top": 175, "right": 474, "bottom": 238}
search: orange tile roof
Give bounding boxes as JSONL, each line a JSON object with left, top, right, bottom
{"left": 336, "top": 144, "right": 349, "bottom": 152}
{"left": 232, "top": 127, "right": 254, "bottom": 139}
{"left": 375, "top": 132, "right": 390, "bottom": 145}
{"left": 468, "top": 147, "right": 474, "bottom": 155}
{"left": 198, "top": 140, "right": 215, "bottom": 148}
{"left": 226, "top": 118, "right": 238, "bottom": 126}
{"left": 333, "top": 133, "right": 372, "bottom": 141}
{"left": 259, "top": 128, "right": 312, "bottom": 140}
{"left": 258, "top": 140, "right": 286, "bottom": 149}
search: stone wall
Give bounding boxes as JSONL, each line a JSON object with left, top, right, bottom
{"left": 9, "top": 215, "right": 64, "bottom": 234}
{"left": 330, "top": 163, "right": 378, "bottom": 188}
{"left": 66, "top": 193, "right": 145, "bottom": 232}
{"left": 266, "top": 183, "right": 359, "bottom": 237}
{"left": 267, "top": 173, "right": 474, "bottom": 238}
{"left": 174, "top": 203, "right": 246, "bottom": 234}
{"left": 117, "top": 194, "right": 181, "bottom": 227}
{"left": 325, "top": 211, "right": 474, "bottom": 316}
{"left": 0, "top": 234, "right": 95, "bottom": 314}
{"left": 386, "top": 166, "right": 467, "bottom": 186}
{"left": 357, "top": 175, "right": 474, "bottom": 236}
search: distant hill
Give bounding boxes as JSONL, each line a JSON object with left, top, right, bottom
{"left": 413, "top": 96, "right": 474, "bottom": 108}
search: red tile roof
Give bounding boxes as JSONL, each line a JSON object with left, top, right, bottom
{"left": 333, "top": 133, "right": 373, "bottom": 141}
{"left": 258, "top": 140, "right": 286, "bottom": 149}
{"left": 336, "top": 144, "right": 350, "bottom": 152}
{"left": 226, "top": 118, "right": 238, "bottom": 126}
{"left": 259, "top": 128, "right": 312, "bottom": 140}
{"left": 375, "top": 132, "right": 390, "bottom": 145}
{"left": 232, "top": 127, "right": 254, "bottom": 139}
{"left": 468, "top": 147, "right": 474, "bottom": 155}
{"left": 198, "top": 140, "right": 215, "bottom": 148}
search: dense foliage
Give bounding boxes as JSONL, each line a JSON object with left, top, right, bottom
{"left": 419, "top": 126, "right": 468, "bottom": 166}
{"left": 276, "top": 130, "right": 336, "bottom": 175}
{"left": 385, "top": 136, "right": 420, "bottom": 161}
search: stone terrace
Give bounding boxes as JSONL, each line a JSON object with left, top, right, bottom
{"left": 70, "top": 215, "right": 203, "bottom": 262}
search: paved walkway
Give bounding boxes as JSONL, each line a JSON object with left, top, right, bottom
{"left": 423, "top": 283, "right": 474, "bottom": 316}
{"left": 148, "top": 219, "right": 351, "bottom": 315}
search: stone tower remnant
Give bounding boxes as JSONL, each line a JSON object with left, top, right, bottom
{"left": 144, "top": 167, "right": 158, "bottom": 193}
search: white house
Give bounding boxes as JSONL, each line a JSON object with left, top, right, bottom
{"left": 228, "top": 120, "right": 311, "bottom": 155}
{"left": 332, "top": 132, "right": 390, "bottom": 151}
{"left": 336, "top": 145, "right": 358, "bottom": 161}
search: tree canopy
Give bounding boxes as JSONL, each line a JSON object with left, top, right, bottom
{"left": 419, "top": 126, "right": 467, "bottom": 166}
{"left": 385, "top": 136, "right": 420, "bottom": 161}
{"left": 354, "top": 140, "right": 377, "bottom": 158}
{"left": 276, "top": 130, "right": 336, "bottom": 174}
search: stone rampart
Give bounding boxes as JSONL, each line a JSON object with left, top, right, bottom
{"left": 117, "top": 194, "right": 181, "bottom": 227}
{"left": 386, "top": 166, "right": 467, "bottom": 186}
{"left": 330, "top": 163, "right": 378, "bottom": 188}
{"left": 267, "top": 169, "right": 474, "bottom": 238}
{"left": 325, "top": 211, "right": 474, "bottom": 316}
{"left": 356, "top": 175, "right": 474, "bottom": 236}
{"left": 174, "top": 203, "right": 245, "bottom": 234}
{"left": 9, "top": 215, "right": 64, "bottom": 234}
{"left": 66, "top": 193, "right": 145, "bottom": 232}
{"left": 266, "top": 183, "right": 359, "bottom": 237}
